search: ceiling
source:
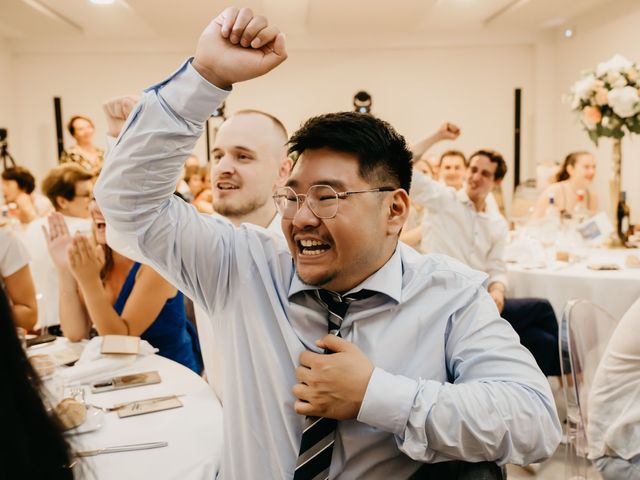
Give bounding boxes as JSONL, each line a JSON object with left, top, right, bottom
{"left": 0, "top": 0, "right": 623, "bottom": 50}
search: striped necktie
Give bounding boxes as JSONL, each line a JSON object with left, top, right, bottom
{"left": 293, "top": 289, "right": 375, "bottom": 480}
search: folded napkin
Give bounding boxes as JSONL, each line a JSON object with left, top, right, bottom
{"left": 60, "top": 336, "right": 157, "bottom": 384}
{"left": 504, "top": 233, "right": 546, "bottom": 267}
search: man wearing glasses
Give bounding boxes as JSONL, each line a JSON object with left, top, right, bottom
{"left": 95, "top": 6, "right": 561, "bottom": 479}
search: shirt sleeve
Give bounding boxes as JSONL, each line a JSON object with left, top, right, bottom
{"left": 0, "top": 229, "right": 30, "bottom": 277}
{"left": 357, "top": 286, "right": 561, "bottom": 465}
{"left": 486, "top": 216, "right": 509, "bottom": 290}
{"left": 409, "top": 170, "right": 452, "bottom": 210}
{"left": 93, "top": 59, "right": 244, "bottom": 313}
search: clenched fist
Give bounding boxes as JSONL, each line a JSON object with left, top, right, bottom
{"left": 192, "top": 6, "right": 287, "bottom": 89}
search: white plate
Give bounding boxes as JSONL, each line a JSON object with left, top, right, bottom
{"left": 64, "top": 407, "right": 105, "bottom": 435}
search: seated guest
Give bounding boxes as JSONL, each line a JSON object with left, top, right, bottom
{"left": 60, "top": 115, "right": 104, "bottom": 174}
{"left": 44, "top": 204, "right": 202, "bottom": 374}
{"left": 95, "top": 9, "right": 560, "bottom": 476}
{"left": 413, "top": 154, "right": 437, "bottom": 178}
{"left": 176, "top": 154, "right": 201, "bottom": 201}
{"left": 0, "top": 284, "right": 73, "bottom": 479}
{"left": 191, "top": 166, "right": 215, "bottom": 214}
{"left": 411, "top": 147, "right": 561, "bottom": 378}
{"left": 24, "top": 164, "right": 93, "bottom": 332}
{"left": 532, "top": 151, "right": 597, "bottom": 219}
{"left": 588, "top": 297, "right": 640, "bottom": 480}
{"left": 0, "top": 228, "right": 37, "bottom": 331}
{"left": 184, "top": 164, "right": 205, "bottom": 199}
{"left": 2, "top": 166, "right": 54, "bottom": 224}
{"left": 438, "top": 150, "right": 467, "bottom": 190}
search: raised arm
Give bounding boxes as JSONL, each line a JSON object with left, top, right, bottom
{"left": 410, "top": 122, "right": 460, "bottom": 160}
{"left": 94, "top": 7, "right": 287, "bottom": 310}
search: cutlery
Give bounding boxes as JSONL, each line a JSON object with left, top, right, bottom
{"left": 77, "top": 441, "right": 168, "bottom": 457}
{"left": 69, "top": 387, "right": 183, "bottom": 412}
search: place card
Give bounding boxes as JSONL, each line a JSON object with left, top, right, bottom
{"left": 101, "top": 335, "right": 140, "bottom": 355}
{"left": 117, "top": 395, "right": 183, "bottom": 418}
{"left": 91, "top": 371, "right": 161, "bottom": 393}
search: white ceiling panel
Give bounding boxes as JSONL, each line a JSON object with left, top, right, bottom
{"left": 0, "top": 0, "right": 632, "bottom": 48}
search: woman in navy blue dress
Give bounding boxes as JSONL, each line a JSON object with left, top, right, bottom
{"left": 44, "top": 202, "right": 202, "bottom": 374}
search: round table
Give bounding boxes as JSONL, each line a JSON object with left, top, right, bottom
{"left": 32, "top": 340, "right": 223, "bottom": 480}
{"left": 507, "top": 248, "right": 640, "bottom": 321}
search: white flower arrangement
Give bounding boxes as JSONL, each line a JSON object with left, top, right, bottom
{"left": 567, "top": 54, "right": 640, "bottom": 145}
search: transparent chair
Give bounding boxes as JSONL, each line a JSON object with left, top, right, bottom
{"left": 559, "top": 299, "right": 618, "bottom": 479}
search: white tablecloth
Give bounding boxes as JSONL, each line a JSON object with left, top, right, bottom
{"left": 507, "top": 248, "right": 640, "bottom": 321}
{"left": 33, "top": 340, "right": 223, "bottom": 480}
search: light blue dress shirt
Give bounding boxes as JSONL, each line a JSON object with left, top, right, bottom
{"left": 94, "top": 60, "right": 562, "bottom": 479}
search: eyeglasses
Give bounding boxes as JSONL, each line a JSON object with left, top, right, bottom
{"left": 273, "top": 184, "right": 395, "bottom": 219}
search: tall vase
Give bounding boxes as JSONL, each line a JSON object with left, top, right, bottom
{"left": 609, "top": 138, "right": 623, "bottom": 247}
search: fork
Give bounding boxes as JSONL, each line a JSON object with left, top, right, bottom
{"left": 68, "top": 386, "right": 111, "bottom": 412}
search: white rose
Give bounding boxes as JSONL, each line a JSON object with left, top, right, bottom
{"left": 608, "top": 86, "right": 640, "bottom": 118}
{"left": 596, "top": 54, "right": 633, "bottom": 76}
{"left": 607, "top": 71, "right": 621, "bottom": 85}
{"left": 572, "top": 74, "right": 597, "bottom": 100}
{"left": 613, "top": 76, "right": 628, "bottom": 88}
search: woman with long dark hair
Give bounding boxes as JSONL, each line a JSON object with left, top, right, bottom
{"left": 532, "top": 151, "right": 598, "bottom": 219}
{"left": 0, "top": 284, "right": 74, "bottom": 478}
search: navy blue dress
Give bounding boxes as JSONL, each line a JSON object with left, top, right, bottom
{"left": 113, "top": 262, "right": 202, "bottom": 374}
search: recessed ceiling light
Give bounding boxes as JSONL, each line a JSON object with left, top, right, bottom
{"left": 564, "top": 28, "right": 574, "bottom": 38}
{"left": 90, "top": 0, "right": 115, "bottom": 4}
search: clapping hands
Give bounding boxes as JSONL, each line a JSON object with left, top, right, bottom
{"left": 43, "top": 213, "right": 105, "bottom": 284}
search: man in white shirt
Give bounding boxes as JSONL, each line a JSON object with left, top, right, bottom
{"left": 23, "top": 164, "right": 93, "bottom": 333}
{"left": 411, "top": 149, "right": 561, "bottom": 377}
{"left": 95, "top": 7, "right": 560, "bottom": 478}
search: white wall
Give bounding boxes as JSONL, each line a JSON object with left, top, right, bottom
{"left": 0, "top": 38, "right": 16, "bottom": 164}
{"left": 10, "top": 44, "right": 535, "bottom": 209}
{"left": 551, "top": 7, "right": 640, "bottom": 223}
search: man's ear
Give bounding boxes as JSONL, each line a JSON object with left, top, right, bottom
{"left": 56, "top": 196, "right": 69, "bottom": 211}
{"left": 276, "top": 157, "right": 292, "bottom": 187}
{"left": 387, "top": 189, "right": 410, "bottom": 237}
{"left": 494, "top": 177, "right": 503, "bottom": 187}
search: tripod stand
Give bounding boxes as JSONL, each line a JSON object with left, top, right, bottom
{"left": 0, "top": 129, "right": 16, "bottom": 170}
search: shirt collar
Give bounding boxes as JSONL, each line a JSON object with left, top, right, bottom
{"left": 456, "top": 188, "right": 493, "bottom": 218}
{"left": 288, "top": 246, "right": 403, "bottom": 304}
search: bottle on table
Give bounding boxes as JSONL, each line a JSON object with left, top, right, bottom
{"left": 617, "top": 191, "right": 631, "bottom": 245}
{"left": 572, "top": 190, "right": 588, "bottom": 225}
{"left": 539, "top": 194, "right": 561, "bottom": 246}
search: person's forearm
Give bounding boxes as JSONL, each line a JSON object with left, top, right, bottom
{"left": 77, "top": 278, "right": 129, "bottom": 336}
{"left": 488, "top": 281, "right": 506, "bottom": 294}
{"left": 58, "top": 271, "right": 92, "bottom": 341}
{"left": 410, "top": 132, "right": 444, "bottom": 160}
{"left": 12, "top": 304, "right": 37, "bottom": 331}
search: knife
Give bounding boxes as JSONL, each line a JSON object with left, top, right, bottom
{"left": 77, "top": 441, "right": 168, "bottom": 457}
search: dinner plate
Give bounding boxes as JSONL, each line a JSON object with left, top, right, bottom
{"left": 64, "top": 407, "right": 105, "bottom": 435}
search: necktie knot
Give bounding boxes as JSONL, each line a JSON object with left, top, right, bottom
{"left": 316, "top": 289, "right": 375, "bottom": 332}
